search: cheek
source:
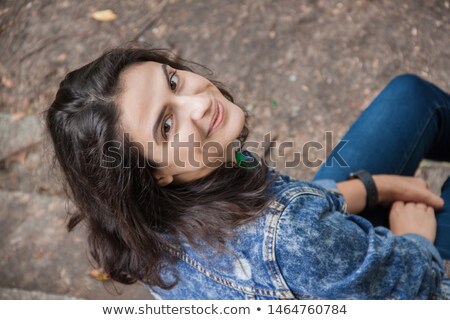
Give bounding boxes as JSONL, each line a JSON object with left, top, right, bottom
{"left": 202, "top": 142, "right": 225, "bottom": 166}
{"left": 166, "top": 132, "right": 205, "bottom": 168}
{"left": 180, "top": 72, "right": 211, "bottom": 93}
{"left": 167, "top": 139, "right": 225, "bottom": 169}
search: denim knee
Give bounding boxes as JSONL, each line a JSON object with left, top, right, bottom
{"left": 381, "top": 73, "right": 442, "bottom": 116}
{"left": 388, "top": 73, "right": 427, "bottom": 92}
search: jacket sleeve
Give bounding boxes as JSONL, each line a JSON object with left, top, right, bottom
{"left": 275, "top": 190, "right": 444, "bottom": 299}
{"left": 311, "top": 179, "right": 342, "bottom": 192}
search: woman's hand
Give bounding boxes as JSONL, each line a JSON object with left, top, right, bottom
{"left": 389, "top": 201, "right": 437, "bottom": 243}
{"left": 336, "top": 174, "right": 444, "bottom": 215}
{"left": 373, "top": 175, "right": 444, "bottom": 209}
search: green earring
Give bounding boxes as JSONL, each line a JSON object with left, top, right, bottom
{"left": 235, "top": 149, "right": 259, "bottom": 168}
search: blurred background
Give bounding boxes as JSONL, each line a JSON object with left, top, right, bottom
{"left": 0, "top": 0, "right": 449, "bottom": 299}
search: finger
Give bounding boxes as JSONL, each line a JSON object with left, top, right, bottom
{"left": 419, "top": 190, "right": 445, "bottom": 209}
{"left": 390, "top": 201, "right": 404, "bottom": 217}
{"left": 391, "top": 201, "right": 404, "bottom": 210}
{"left": 426, "top": 206, "right": 435, "bottom": 215}
{"left": 410, "top": 181, "right": 444, "bottom": 208}
{"left": 404, "top": 201, "right": 416, "bottom": 209}
{"left": 416, "top": 202, "right": 427, "bottom": 211}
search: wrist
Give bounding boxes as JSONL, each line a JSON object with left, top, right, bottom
{"left": 336, "top": 179, "right": 367, "bottom": 214}
{"left": 372, "top": 175, "right": 392, "bottom": 205}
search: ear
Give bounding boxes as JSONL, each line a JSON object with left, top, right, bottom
{"left": 153, "top": 174, "right": 174, "bottom": 187}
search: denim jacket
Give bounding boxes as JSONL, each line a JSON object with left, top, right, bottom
{"left": 148, "top": 169, "right": 450, "bottom": 299}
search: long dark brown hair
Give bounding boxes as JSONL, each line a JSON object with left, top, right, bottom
{"left": 45, "top": 46, "right": 276, "bottom": 289}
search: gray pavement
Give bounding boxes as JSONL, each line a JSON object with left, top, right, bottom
{"left": 0, "top": 0, "right": 449, "bottom": 299}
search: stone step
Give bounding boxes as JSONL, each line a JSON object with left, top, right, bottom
{"left": 416, "top": 161, "right": 450, "bottom": 195}
{"left": 420, "top": 160, "right": 450, "bottom": 168}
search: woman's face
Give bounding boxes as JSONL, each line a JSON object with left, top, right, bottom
{"left": 118, "top": 61, "right": 245, "bottom": 186}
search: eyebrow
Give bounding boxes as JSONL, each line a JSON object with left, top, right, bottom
{"left": 152, "top": 64, "right": 170, "bottom": 145}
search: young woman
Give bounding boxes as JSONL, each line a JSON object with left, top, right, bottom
{"left": 46, "top": 47, "right": 450, "bottom": 299}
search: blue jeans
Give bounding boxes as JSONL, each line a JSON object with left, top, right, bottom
{"left": 313, "top": 74, "right": 450, "bottom": 259}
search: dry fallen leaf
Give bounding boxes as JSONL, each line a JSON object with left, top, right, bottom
{"left": 11, "top": 112, "right": 26, "bottom": 122}
{"left": 89, "top": 268, "right": 111, "bottom": 281}
{"left": 8, "top": 150, "right": 28, "bottom": 166}
{"left": 56, "top": 53, "right": 67, "bottom": 62}
{"left": 91, "top": 9, "right": 117, "bottom": 22}
{"left": 1, "top": 76, "right": 14, "bottom": 88}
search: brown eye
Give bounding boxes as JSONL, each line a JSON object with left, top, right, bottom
{"left": 169, "top": 71, "right": 179, "bottom": 91}
{"left": 162, "top": 115, "right": 173, "bottom": 139}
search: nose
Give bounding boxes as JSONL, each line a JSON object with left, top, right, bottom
{"left": 176, "top": 94, "right": 212, "bottom": 121}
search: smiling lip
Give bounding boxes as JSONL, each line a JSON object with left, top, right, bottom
{"left": 207, "top": 100, "right": 223, "bottom": 137}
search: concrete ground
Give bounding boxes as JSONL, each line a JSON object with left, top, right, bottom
{"left": 0, "top": 0, "right": 449, "bottom": 299}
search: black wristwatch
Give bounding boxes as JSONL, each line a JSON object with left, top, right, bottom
{"left": 348, "top": 170, "right": 378, "bottom": 211}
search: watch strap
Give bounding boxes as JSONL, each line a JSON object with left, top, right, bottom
{"left": 349, "top": 170, "right": 378, "bottom": 211}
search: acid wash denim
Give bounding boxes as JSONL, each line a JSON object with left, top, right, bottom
{"left": 147, "top": 169, "right": 450, "bottom": 300}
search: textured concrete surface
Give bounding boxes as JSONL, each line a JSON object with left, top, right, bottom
{"left": 0, "top": 113, "right": 42, "bottom": 160}
{"left": 0, "top": 191, "right": 150, "bottom": 299}
{"left": 0, "top": 287, "right": 81, "bottom": 300}
{"left": 0, "top": 0, "right": 449, "bottom": 299}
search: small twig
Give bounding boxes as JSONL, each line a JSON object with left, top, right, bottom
{"left": 131, "top": 0, "right": 169, "bottom": 42}
{"left": 18, "top": 31, "right": 93, "bottom": 63}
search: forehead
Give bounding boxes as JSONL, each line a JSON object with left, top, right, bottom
{"left": 119, "top": 59, "right": 162, "bottom": 92}
{"left": 117, "top": 61, "right": 164, "bottom": 148}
